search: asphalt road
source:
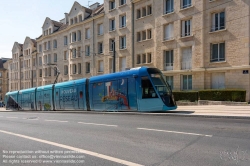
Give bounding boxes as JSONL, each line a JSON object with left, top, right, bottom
{"left": 0, "top": 112, "right": 250, "bottom": 166}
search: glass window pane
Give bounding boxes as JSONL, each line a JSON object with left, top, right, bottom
{"left": 188, "top": 75, "right": 192, "bottom": 90}
{"left": 215, "top": 13, "right": 219, "bottom": 30}
{"left": 219, "top": 43, "right": 225, "bottom": 61}
{"left": 183, "top": 75, "right": 187, "bottom": 90}
{"left": 220, "top": 12, "right": 225, "bottom": 29}
{"left": 212, "top": 44, "right": 218, "bottom": 61}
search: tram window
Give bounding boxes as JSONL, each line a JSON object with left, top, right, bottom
{"left": 141, "top": 76, "right": 158, "bottom": 98}
{"left": 79, "top": 91, "right": 83, "bottom": 98}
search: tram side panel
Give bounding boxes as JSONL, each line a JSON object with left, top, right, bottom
{"left": 89, "top": 76, "right": 139, "bottom": 112}
{"left": 127, "top": 78, "right": 138, "bottom": 111}
{"left": 36, "top": 86, "right": 53, "bottom": 111}
{"left": 54, "top": 84, "right": 86, "bottom": 110}
{"left": 17, "top": 88, "right": 36, "bottom": 110}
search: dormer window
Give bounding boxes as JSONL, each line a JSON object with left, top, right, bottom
{"left": 49, "top": 29, "right": 51, "bottom": 34}
{"left": 79, "top": 15, "right": 83, "bottom": 22}
{"left": 70, "top": 19, "right": 73, "bottom": 25}
{"left": 74, "top": 17, "right": 78, "bottom": 24}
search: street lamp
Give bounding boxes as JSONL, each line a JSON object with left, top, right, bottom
{"left": 44, "top": 63, "right": 60, "bottom": 84}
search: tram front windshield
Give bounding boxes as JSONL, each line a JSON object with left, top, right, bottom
{"left": 150, "top": 73, "right": 172, "bottom": 97}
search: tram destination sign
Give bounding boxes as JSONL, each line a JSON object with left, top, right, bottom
{"left": 243, "top": 70, "right": 249, "bottom": 74}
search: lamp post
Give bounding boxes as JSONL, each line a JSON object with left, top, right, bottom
{"left": 112, "top": 41, "right": 116, "bottom": 73}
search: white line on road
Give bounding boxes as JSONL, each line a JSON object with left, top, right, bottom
{"left": 78, "top": 122, "right": 118, "bottom": 127}
{"left": 6, "top": 117, "right": 18, "bottom": 119}
{"left": 137, "top": 128, "right": 213, "bottom": 137}
{"left": 45, "top": 120, "right": 68, "bottom": 123}
{"left": 0, "top": 130, "right": 143, "bottom": 166}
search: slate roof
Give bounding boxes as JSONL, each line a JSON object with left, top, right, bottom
{"left": 31, "top": 39, "right": 37, "bottom": 47}
{"left": 37, "top": 3, "right": 104, "bottom": 39}
{"left": 52, "top": 20, "right": 63, "bottom": 27}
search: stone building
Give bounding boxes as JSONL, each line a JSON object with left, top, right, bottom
{"left": 7, "top": 0, "right": 250, "bottom": 101}
{"left": 0, "top": 58, "right": 10, "bottom": 101}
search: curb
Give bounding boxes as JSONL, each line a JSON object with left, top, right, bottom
{"left": 1, "top": 110, "right": 250, "bottom": 120}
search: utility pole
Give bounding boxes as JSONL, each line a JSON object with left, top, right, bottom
{"left": 45, "top": 63, "right": 60, "bottom": 84}
{"left": 112, "top": 41, "right": 115, "bottom": 73}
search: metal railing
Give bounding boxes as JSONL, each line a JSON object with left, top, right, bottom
{"left": 164, "top": 63, "right": 173, "bottom": 70}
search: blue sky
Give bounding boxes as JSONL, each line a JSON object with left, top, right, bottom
{"left": 0, "top": 0, "right": 103, "bottom": 58}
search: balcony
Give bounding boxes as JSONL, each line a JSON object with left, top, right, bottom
{"left": 181, "top": 61, "right": 192, "bottom": 70}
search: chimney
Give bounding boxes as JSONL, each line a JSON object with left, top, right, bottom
{"left": 64, "top": 13, "right": 69, "bottom": 24}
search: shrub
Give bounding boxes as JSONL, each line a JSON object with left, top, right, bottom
{"left": 173, "top": 91, "right": 198, "bottom": 102}
{"left": 198, "top": 89, "right": 246, "bottom": 102}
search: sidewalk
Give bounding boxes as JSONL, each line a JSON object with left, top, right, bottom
{"left": 1, "top": 105, "right": 250, "bottom": 119}
{"left": 174, "top": 105, "right": 250, "bottom": 118}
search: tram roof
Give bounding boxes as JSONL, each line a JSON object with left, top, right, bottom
{"left": 54, "top": 78, "right": 86, "bottom": 88}
{"left": 36, "top": 84, "right": 54, "bottom": 91}
{"left": 89, "top": 66, "right": 149, "bottom": 83}
{"left": 19, "top": 88, "right": 36, "bottom": 94}
{"left": 5, "top": 91, "right": 19, "bottom": 96}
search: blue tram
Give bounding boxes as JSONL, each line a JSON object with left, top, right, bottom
{"left": 5, "top": 67, "right": 177, "bottom": 111}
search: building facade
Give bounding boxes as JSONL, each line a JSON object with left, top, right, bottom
{"left": 8, "top": 0, "right": 250, "bottom": 101}
{"left": 0, "top": 58, "right": 10, "bottom": 101}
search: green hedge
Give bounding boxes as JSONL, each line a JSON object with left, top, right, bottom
{"left": 173, "top": 91, "right": 198, "bottom": 102}
{"left": 198, "top": 89, "right": 246, "bottom": 102}
{"left": 172, "top": 89, "right": 246, "bottom": 102}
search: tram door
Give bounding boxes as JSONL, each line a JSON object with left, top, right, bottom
{"left": 77, "top": 85, "right": 85, "bottom": 110}
{"left": 127, "top": 78, "right": 138, "bottom": 111}
{"left": 138, "top": 76, "right": 161, "bottom": 111}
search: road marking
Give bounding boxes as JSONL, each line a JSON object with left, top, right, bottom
{"left": 6, "top": 117, "right": 18, "bottom": 119}
{"left": 78, "top": 122, "right": 117, "bottom": 127}
{"left": 0, "top": 130, "right": 143, "bottom": 166}
{"left": 137, "top": 128, "right": 213, "bottom": 137}
{"left": 45, "top": 120, "right": 68, "bottom": 123}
